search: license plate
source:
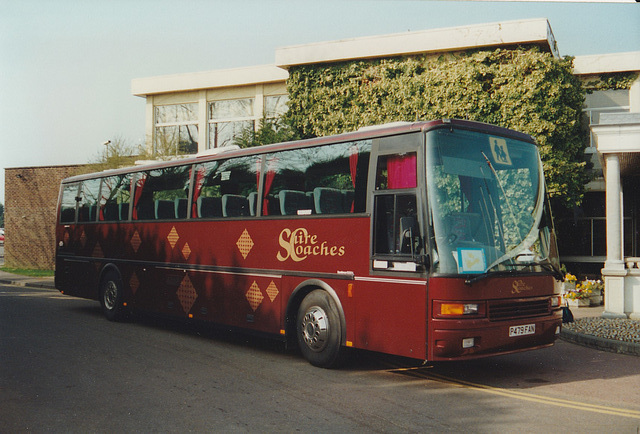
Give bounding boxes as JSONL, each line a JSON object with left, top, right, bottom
{"left": 509, "top": 324, "right": 535, "bottom": 337}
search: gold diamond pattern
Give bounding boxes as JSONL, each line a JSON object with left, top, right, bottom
{"left": 182, "top": 242, "right": 191, "bottom": 260}
{"left": 236, "top": 229, "right": 254, "bottom": 259}
{"left": 167, "top": 226, "right": 179, "bottom": 249}
{"left": 266, "top": 281, "right": 279, "bottom": 302}
{"left": 176, "top": 274, "right": 197, "bottom": 314}
{"left": 246, "top": 281, "right": 264, "bottom": 311}
{"left": 131, "top": 231, "right": 141, "bottom": 253}
{"left": 129, "top": 272, "right": 140, "bottom": 295}
{"left": 79, "top": 231, "right": 87, "bottom": 248}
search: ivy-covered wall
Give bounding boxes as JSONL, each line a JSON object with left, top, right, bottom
{"left": 284, "top": 47, "right": 590, "bottom": 207}
{"left": 583, "top": 71, "right": 639, "bottom": 92}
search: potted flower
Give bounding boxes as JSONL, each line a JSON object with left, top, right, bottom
{"left": 580, "top": 279, "right": 604, "bottom": 306}
{"left": 562, "top": 273, "right": 577, "bottom": 294}
{"left": 563, "top": 284, "right": 592, "bottom": 307}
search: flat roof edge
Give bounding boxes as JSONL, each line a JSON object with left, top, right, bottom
{"left": 573, "top": 51, "right": 640, "bottom": 75}
{"left": 275, "top": 18, "right": 558, "bottom": 68}
{"left": 131, "top": 64, "right": 289, "bottom": 97}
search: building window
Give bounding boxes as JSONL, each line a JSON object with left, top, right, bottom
{"left": 583, "top": 89, "right": 630, "bottom": 176}
{"left": 208, "top": 98, "right": 255, "bottom": 149}
{"left": 154, "top": 103, "right": 199, "bottom": 155}
{"left": 264, "top": 95, "right": 289, "bottom": 119}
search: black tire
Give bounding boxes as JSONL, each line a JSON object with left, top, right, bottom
{"left": 296, "top": 290, "right": 343, "bottom": 368}
{"left": 99, "top": 271, "right": 127, "bottom": 322}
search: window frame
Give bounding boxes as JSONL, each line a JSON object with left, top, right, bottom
{"left": 369, "top": 133, "right": 427, "bottom": 271}
{"left": 154, "top": 103, "right": 199, "bottom": 155}
{"left": 260, "top": 140, "right": 372, "bottom": 217}
{"left": 208, "top": 98, "right": 256, "bottom": 149}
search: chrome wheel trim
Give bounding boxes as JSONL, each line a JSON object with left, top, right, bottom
{"left": 301, "top": 306, "right": 329, "bottom": 352}
{"left": 103, "top": 281, "right": 118, "bottom": 311}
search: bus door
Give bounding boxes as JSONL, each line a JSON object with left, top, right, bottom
{"left": 355, "top": 134, "right": 429, "bottom": 359}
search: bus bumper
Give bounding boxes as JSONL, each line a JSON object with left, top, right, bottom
{"left": 429, "top": 315, "right": 562, "bottom": 361}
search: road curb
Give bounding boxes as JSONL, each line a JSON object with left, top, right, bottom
{"left": 559, "top": 328, "right": 640, "bottom": 357}
{"left": 0, "top": 278, "right": 56, "bottom": 290}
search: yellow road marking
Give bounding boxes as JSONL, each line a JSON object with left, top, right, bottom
{"left": 391, "top": 367, "right": 640, "bottom": 420}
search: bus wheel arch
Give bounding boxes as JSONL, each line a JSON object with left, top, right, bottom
{"left": 98, "top": 264, "right": 128, "bottom": 322}
{"left": 287, "top": 280, "right": 346, "bottom": 368}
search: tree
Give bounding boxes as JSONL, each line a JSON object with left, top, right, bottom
{"left": 88, "top": 135, "right": 139, "bottom": 172}
{"left": 284, "top": 48, "right": 591, "bottom": 207}
{"left": 233, "top": 117, "right": 299, "bottom": 148}
{"left": 0, "top": 202, "right": 4, "bottom": 228}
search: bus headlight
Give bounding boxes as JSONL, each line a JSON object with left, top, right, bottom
{"left": 434, "top": 301, "right": 484, "bottom": 318}
{"left": 550, "top": 295, "right": 562, "bottom": 308}
{"left": 462, "top": 337, "right": 476, "bottom": 348}
{"left": 442, "top": 303, "right": 478, "bottom": 315}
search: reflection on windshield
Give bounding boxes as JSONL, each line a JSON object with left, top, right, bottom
{"left": 426, "top": 128, "right": 550, "bottom": 275}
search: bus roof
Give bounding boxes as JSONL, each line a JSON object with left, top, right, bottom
{"left": 61, "top": 119, "right": 535, "bottom": 183}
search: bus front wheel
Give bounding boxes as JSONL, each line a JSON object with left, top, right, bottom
{"left": 99, "top": 271, "right": 127, "bottom": 322}
{"left": 297, "top": 290, "right": 343, "bottom": 368}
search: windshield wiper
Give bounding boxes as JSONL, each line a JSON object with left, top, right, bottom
{"left": 465, "top": 259, "right": 563, "bottom": 285}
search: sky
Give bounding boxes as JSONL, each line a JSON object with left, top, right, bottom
{"left": 1, "top": 0, "right": 638, "bottom": 206}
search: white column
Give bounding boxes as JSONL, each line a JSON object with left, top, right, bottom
{"left": 630, "top": 78, "right": 640, "bottom": 113}
{"left": 144, "top": 96, "right": 155, "bottom": 154}
{"left": 605, "top": 154, "right": 623, "bottom": 267}
{"left": 602, "top": 153, "right": 627, "bottom": 318}
{"left": 254, "top": 83, "right": 265, "bottom": 130}
{"left": 198, "top": 90, "right": 207, "bottom": 152}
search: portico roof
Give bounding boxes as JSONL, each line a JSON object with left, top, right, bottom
{"left": 593, "top": 113, "right": 640, "bottom": 176}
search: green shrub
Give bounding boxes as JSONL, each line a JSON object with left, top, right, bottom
{"left": 284, "top": 47, "right": 591, "bottom": 207}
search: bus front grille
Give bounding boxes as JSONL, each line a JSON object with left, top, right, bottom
{"left": 488, "top": 298, "right": 550, "bottom": 321}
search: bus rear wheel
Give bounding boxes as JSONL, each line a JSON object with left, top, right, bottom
{"left": 297, "top": 290, "right": 343, "bottom": 368}
{"left": 99, "top": 271, "right": 127, "bottom": 322}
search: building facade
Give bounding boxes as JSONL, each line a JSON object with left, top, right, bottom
{"left": 131, "top": 19, "right": 560, "bottom": 155}
{"left": 131, "top": 65, "right": 289, "bottom": 155}
{"left": 556, "top": 53, "right": 640, "bottom": 276}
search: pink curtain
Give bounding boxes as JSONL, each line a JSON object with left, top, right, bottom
{"left": 387, "top": 153, "right": 417, "bottom": 189}
{"left": 261, "top": 158, "right": 277, "bottom": 215}
{"left": 349, "top": 146, "right": 359, "bottom": 212}
{"left": 191, "top": 166, "right": 206, "bottom": 218}
{"left": 132, "top": 174, "right": 146, "bottom": 220}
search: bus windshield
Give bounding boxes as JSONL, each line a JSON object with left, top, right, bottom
{"left": 426, "top": 127, "right": 553, "bottom": 275}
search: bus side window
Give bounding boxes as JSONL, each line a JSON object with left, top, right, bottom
{"left": 264, "top": 140, "right": 371, "bottom": 216}
{"left": 77, "top": 178, "right": 101, "bottom": 223}
{"left": 192, "top": 156, "right": 258, "bottom": 219}
{"left": 99, "top": 174, "right": 132, "bottom": 221}
{"left": 373, "top": 194, "right": 419, "bottom": 255}
{"left": 134, "top": 165, "right": 190, "bottom": 220}
{"left": 375, "top": 153, "right": 417, "bottom": 190}
{"left": 60, "top": 183, "right": 80, "bottom": 223}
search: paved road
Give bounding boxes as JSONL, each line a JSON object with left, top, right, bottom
{"left": 2, "top": 284, "right": 639, "bottom": 432}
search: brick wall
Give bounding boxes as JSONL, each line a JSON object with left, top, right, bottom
{"left": 4, "top": 165, "right": 88, "bottom": 269}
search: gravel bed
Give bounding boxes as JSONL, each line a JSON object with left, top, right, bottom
{"left": 563, "top": 317, "right": 640, "bottom": 344}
